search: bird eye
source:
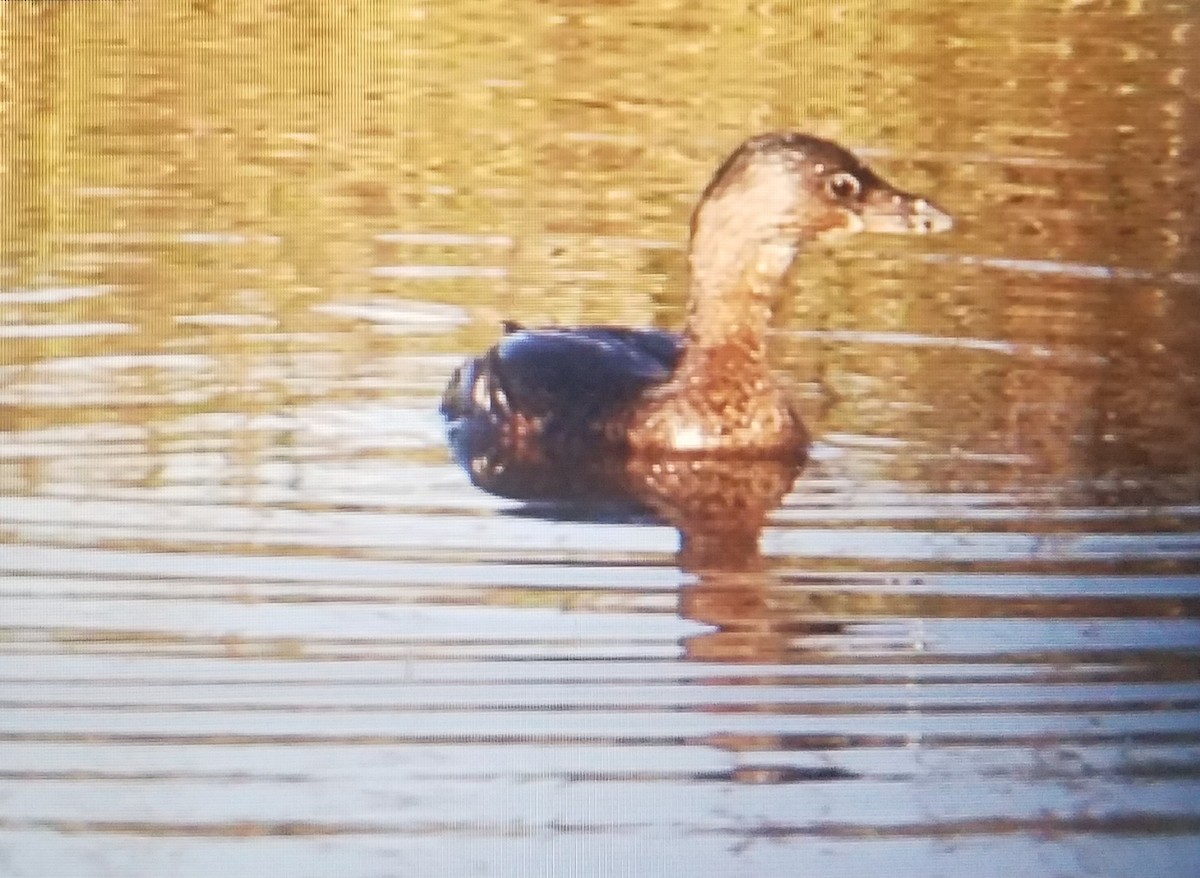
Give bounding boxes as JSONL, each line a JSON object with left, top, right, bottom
{"left": 826, "top": 172, "right": 861, "bottom": 200}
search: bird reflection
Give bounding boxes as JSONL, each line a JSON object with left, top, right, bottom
{"left": 626, "top": 454, "right": 847, "bottom": 664}
{"left": 461, "top": 443, "right": 848, "bottom": 664}
{"left": 628, "top": 455, "right": 851, "bottom": 664}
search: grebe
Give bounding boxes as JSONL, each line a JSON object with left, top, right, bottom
{"left": 442, "top": 132, "right": 952, "bottom": 484}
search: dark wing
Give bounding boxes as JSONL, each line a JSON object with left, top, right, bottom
{"left": 440, "top": 326, "right": 683, "bottom": 498}
{"left": 491, "top": 327, "right": 682, "bottom": 413}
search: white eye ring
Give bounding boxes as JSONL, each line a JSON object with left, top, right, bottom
{"left": 826, "top": 172, "right": 862, "bottom": 199}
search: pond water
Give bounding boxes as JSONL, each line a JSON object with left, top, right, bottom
{"left": 2, "top": 1, "right": 1199, "bottom": 876}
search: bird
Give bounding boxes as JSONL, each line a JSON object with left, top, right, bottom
{"left": 441, "top": 132, "right": 952, "bottom": 491}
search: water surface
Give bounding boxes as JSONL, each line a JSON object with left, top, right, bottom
{"left": 1, "top": 1, "right": 1199, "bottom": 876}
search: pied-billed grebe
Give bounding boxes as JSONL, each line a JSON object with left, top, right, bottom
{"left": 442, "top": 132, "right": 952, "bottom": 477}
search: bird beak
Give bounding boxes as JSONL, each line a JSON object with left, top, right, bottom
{"left": 857, "top": 181, "right": 954, "bottom": 235}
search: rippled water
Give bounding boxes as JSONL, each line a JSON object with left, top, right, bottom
{"left": 2, "top": 1, "right": 1199, "bottom": 876}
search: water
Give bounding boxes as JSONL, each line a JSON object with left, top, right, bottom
{"left": 2, "top": 1, "right": 1199, "bottom": 876}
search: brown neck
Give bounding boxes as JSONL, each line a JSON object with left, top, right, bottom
{"left": 626, "top": 187, "right": 806, "bottom": 452}
{"left": 683, "top": 240, "right": 796, "bottom": 355}
{"left": 681, "top": 158, "right": 801, "bottom": 355}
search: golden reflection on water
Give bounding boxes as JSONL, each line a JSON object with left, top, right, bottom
{"left": 1, "top": 1, "right": 1199, "bottom": 876}
{"left": 0, "top": 1, "right": 1195, "bottom": 492}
